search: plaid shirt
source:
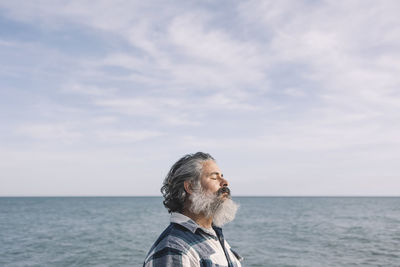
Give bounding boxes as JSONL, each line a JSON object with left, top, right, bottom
{"left": 143, "top": 212, "right": 242, "bottom": 267}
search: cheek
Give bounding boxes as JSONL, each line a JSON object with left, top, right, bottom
{"left": 201, "top": 180, "right": 219, "bottom": 192}
{"left": 208, "top": 182, "right": 221, "bottom": 192}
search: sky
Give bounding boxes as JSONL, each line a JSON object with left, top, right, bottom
{"left": 1, "top": 0, "right": 399, "bottom": 196}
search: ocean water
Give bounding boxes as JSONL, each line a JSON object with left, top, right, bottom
{"left": 1, "top": 197, "right": 399, "bottom": 267}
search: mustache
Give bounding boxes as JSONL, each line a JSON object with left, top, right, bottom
{"left": 217, "top": 187, "right": 231, "bottom": 196}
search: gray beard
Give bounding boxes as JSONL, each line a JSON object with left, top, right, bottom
{"left": 188, "top": 189, "right": 238, "bottom": 227}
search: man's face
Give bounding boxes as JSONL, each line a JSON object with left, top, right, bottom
{"left": 188, "top": 159, "right": 238, "bottom": 226}
{"left": 199, "top": 160, "right": 229, "bottom": 199}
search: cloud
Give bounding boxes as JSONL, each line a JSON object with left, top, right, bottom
{"left": 95, "top": 129, "right": 163, "bottom": 143}
{"left": 61, "top": 83, "right": 118, "bottom": 96}
{"left": 235, "top": 0, "right": 400, "bottom": 142}
{"left": 167, "top": 14, "right": 267, "bottom": 88}
{"left": 94, "top": 96, "right": 202, "bottom": 126}
{"left": 16, "top": 123, "right": 82, "bottom": 142}
{"left": 15, "top": 122, "right": 164, "bottom": 145}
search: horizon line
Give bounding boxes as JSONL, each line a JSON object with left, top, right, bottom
{"left": 1, "top": 195, "right": 399, "bottom": 198}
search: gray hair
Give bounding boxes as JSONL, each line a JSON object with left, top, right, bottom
{"left": 161, "top": 152, "right": 215, "bottom": 213}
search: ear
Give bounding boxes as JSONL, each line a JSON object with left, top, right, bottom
{"left": 184, "top": 180, "right": 193, "bottom": 195}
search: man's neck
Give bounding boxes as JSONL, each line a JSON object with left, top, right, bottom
{"left": 182, "top": 209, "right": 213, "bottom": 229}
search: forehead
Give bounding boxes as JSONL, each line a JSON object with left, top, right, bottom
{"left": 201, "top": 160, "right": 221, "bottom": 175}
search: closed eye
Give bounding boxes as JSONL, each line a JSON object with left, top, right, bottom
{"left": 210, "top": 172, "right": 223, "bottom": 178}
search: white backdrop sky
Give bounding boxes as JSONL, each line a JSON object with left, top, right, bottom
{"left": 1, "top": 0, "right": 399, "bottom": 196}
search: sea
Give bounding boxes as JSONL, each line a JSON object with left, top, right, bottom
{"left": 1, "top": 197, "right": 399, "bottom": 267}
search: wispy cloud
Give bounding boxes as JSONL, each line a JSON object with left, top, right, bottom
{"left": 95, "top": 129, "right": 163, "bottom": 143}
{"left": 16, "top": 123, "right": 83, "bottom": 142}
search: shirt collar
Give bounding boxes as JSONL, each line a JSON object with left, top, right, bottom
{"left": 170, "top": 212, "right": 219, "bottom": 238}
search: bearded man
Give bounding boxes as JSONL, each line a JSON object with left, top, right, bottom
{"left": 143, "top": 152, "right": 242, "bottom": 267}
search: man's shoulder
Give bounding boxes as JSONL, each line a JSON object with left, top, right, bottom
{"left": 144, "top": 223, "right": 204, "bottom": 265}
{"left": 152, "top": 223, "right": 208, "bottom": 251}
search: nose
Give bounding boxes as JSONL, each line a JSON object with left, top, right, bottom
{"left": 220, "top": 177, "right": 229, "bottom": 187}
